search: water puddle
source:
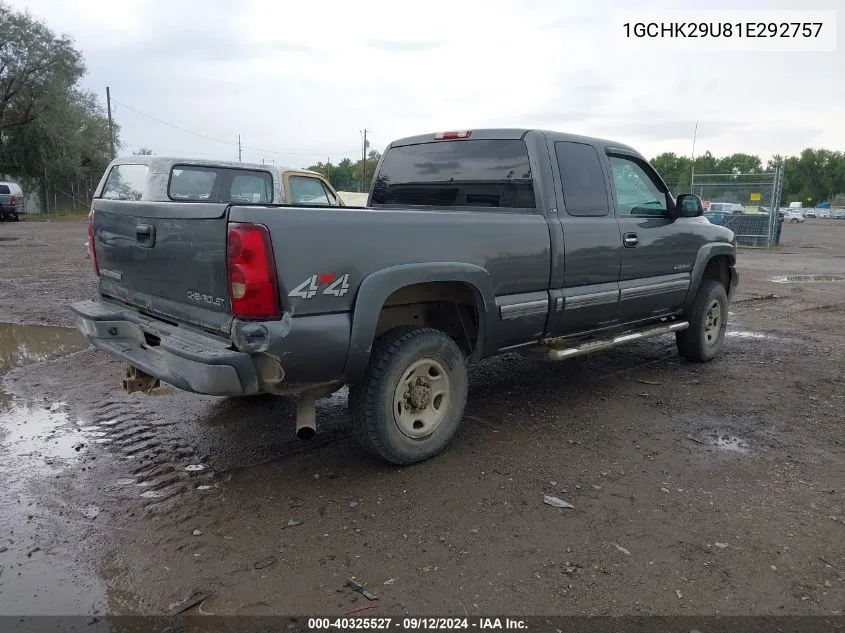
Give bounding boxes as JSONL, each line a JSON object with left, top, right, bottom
{"left": 0, "top": 322, "right": 89, "bottom": 373}
{"left": 727, "top": 330, "right": 770, "bottom": 339}
{"left": 771, "top": 274, "right": 845, "bottom": 283}
{"left": 711, "top": 433, "right": 750, "bottom": 453}
{"left": 0, "top": 395, "right": 87, "bottom": 466}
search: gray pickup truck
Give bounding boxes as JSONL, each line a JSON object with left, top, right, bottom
{"left": 72, "top": 129, "right": 738, "bottom": 465}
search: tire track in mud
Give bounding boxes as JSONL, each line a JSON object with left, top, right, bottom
{"left": 72, "top": 395, "right": 215, "bottom": 519}
{"left": 4, "top": 354, "right": 221, "bottom": 523}
{"left": 4, "top": 350, "right": 358, "bottom": 527}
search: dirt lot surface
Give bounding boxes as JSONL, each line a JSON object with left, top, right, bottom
{"left": 0, "top": 218, "right": 843, "bottom": 617}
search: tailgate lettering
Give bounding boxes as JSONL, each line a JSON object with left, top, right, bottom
{"left": 186, "top": 290, "right": 226, "bottom": 308}
{"left": 100, "top": 268, "right": 123, "bottom": 281}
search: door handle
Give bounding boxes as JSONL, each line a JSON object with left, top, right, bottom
{"left": 135, "top": 223, "right": 155, "bottom": 247}
{"left": 623, "top": 233, "right": 639, "bottom": 248}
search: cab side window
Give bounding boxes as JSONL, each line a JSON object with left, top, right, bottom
{"left": 323, "top": 184, "right": 338, "bottom": 206}
{"left": 555, "top": 141, "right": 610, "bottom": 217}
{"left": 609, "top": 156, "right": 668, "bottom": 216}
{"left": 230, "top": 172, "right": 273, "bottom": 203}
{"left": 289, "top": 176, "right": 337, "bottom": 206}
{"left": 102, "top": 164, "right": 149, "bottom": 201}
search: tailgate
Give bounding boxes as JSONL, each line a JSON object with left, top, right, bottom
{"left": 92, "top": 199, "right": 232, "bottom": 333}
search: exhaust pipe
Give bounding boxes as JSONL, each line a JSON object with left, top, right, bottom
{"left": 293, "top": 383, "right": 341, "bottom": 441}
{"left": 295, "top": 394, "right": 317, "bottom": 441}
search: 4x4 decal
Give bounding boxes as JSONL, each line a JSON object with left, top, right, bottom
{"left": 288, "top": 273, "right": 350, "bottom": 299}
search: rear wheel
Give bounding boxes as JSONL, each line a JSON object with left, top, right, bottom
{"left": 676, "top": 280, "right": 728, "bottom": 362}
{"left": 348, "top": 327, "right": 468, "bottom": 465}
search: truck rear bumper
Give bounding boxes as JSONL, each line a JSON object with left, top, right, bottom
{"left": 70, "top": 299, "right": 259, "bottom": 396}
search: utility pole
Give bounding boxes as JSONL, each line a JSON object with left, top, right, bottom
{"left": 238, "top": 135, "right": 242, "bottom": 162}
{"left": 361, "top": 129, "right": 368, "bottom": 192}
{"left": 42, "top": 163, "right": 49, "bottom": 214}
{"left": 689, "top": 120, "right": 699, "bottom": 192}
{"left": 106, "top": 86, "right": 115, "bottom": 159}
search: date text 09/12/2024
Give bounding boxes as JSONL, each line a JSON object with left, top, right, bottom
{"left": 307, "top": 618, "right": 528, "bottom": 630}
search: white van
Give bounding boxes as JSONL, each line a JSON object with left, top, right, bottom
{"left": 707, "top": 202, "right": 744, "bottom": 215}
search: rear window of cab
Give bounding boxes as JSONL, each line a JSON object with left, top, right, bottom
{"left": 370, "top": 139, "right": 536, "bottom": 210}
{"left": 168, "top": 166, "right": 273, "bottom": 203}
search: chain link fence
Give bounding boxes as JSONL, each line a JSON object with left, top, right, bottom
{"left": 669, "top": 166, "right": 785, "bottom": 247}
{"left": 40, "top": 178, "right": 96, "bottom": 214}
{"left": 1, "top": 176, "right": 96, "bottom": 216}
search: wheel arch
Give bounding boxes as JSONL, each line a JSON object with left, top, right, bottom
{"left": 684, "top": 244, "right": 736, "bottom": 310}
{"left": 343, "top": 263, "right": 497, "bottom": 384}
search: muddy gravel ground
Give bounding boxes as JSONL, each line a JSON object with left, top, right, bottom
{"left": 0, "top": 219, "right": 843, "bottom": 617}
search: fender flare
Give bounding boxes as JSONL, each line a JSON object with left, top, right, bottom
{"left": 343, "top": 263, "right": 496, "bottom": 384}
{"left": 684, "top": 243, "right": 737, "bottom": 309}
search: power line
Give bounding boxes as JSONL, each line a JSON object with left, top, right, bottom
{"left": 111, "top": 98, "right": 360, "bottom": 157}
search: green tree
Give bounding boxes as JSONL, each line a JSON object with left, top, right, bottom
{"left": 307, "top": 151, "right": 381, "bottom": 192}
{"left": 651, "top": 152, "right": 692, "bottom": 190}
{"left": 781, "top": 149, "right": 845, "bottom": 207}
{"left": 0, "top": 2, "right": 116, "bottom": 208}
{"left": 716, "top": 153, "right": 763, "bottom": 175}
{"left": 0, "top": 1, "right": 82, "bottom": 134}
{"left": 693, "top": 150, "right": 719, "bottom": 177}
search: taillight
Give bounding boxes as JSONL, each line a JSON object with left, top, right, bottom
{"left": 9, "top": 195, "right": 16, "bottom": 206}
{"left": 226, "top": 222, "right": 280, "bottom": 319}
{"left": 88, "top": 210, "right": 99, "bottom": 275}
{"left": 434, "top": 130, "right": 472, "bottom": 140}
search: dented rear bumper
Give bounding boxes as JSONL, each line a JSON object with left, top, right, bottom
{"left": 70, "top": 299, "right": 259, "bottom": 396}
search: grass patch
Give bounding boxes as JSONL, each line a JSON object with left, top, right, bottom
{"left": 21, "top": 209, "right": 88, "bottom": 222}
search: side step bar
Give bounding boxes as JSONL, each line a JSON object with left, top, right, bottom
{"left": 546, "top": 321, "right": 689, "bottom": 361}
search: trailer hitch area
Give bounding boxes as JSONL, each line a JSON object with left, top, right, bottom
{"left": 122, "top": 364, "right": 161, "bottom": 393}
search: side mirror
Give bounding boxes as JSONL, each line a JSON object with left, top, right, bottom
{"left": 675, "top": 193, "right": 704, "bottom": 218}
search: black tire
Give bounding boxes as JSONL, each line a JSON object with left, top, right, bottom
{"left": 348, "top": 326, "right": 468, "bottom": 465}
{"left": 11, "top": 213, "right": 19, "bottom": 222}
{"left": 676, "top": 280, "right": 729, "bottom": 362}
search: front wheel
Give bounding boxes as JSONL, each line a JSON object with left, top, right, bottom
{"left": 676, "top": 280, "right": 728, "bottom": 362}
{"left": 348, "top": 327, "right": 468, "bottom": 465}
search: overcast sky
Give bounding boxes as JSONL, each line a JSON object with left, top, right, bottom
{"left": 10, "top": 0, "right": 844, "bottom": 166}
